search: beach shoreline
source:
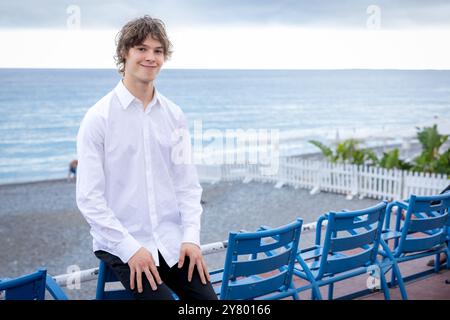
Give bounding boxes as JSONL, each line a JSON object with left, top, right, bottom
{"left": 0, "top": 177, "right": 69, "bottom": 188}
{"left": 0, "top": 137, "right": 427, "bottom": 188}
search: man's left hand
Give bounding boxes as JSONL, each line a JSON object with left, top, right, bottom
{"left": 178, "top": 243, "right": 211, "bottom": 284}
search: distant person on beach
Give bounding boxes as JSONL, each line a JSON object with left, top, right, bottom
{"left": 76, "top": 16, "right": 216, "bottom": 300}
{"left": 67, "top": 159, "right": 78, "bottom": 182}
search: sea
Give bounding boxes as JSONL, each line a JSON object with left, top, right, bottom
{"left": 0, "top": 68, "right": 449, "bottom": 185}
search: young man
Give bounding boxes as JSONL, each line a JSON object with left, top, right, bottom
{"left": 76, "top": 16, "right": 217, "bottom": 300}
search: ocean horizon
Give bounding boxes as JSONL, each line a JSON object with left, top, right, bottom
{"left": 1, "top": 68, "right": 449, "bottom": 185}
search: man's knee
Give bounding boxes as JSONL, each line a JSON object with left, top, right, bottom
{"left": 130, "top": 283, "right": 175, "bottom": 300}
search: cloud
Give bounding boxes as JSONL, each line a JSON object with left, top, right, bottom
{"left": 2, "top": 0, "right": 450, "bottom": 69}
{"left": 1, "top": 0, "right": 450, "bottom": 30}
{"left": 2, "top": 27, "right": 450, "bottom": 69}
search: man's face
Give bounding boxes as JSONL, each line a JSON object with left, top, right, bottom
{"left": 123, "top": 36, "right": 165, "bottom": 83}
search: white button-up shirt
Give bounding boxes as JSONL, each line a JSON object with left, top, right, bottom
{"left": 76, "top": 80, "right": 203, "bottom": 267}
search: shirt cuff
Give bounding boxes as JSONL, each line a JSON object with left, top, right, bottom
{"left": 182, "top": 226, "right": 200, "bottom": 247}
{"left": 113, "top": 234, "right": 141, "bottom": 263}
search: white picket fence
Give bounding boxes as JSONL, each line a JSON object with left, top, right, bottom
{"left": 196, "top": 157, "right": 449, "bottom": 200}
{"left": 402, "top": 171, "right": 450, "bottom": 199}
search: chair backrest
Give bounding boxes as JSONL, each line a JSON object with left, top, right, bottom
{"left": 0, "top": 268, "right": 68, "bottom": 300}
{"left": 220, "top": 218, "right": 303, "bottom": 300}
{"left": 0, "top": 269, "right": 46, "bottom": 300}
{"left": 318, "top": 201, "right": 387, "bottom": 278}
{"left": 396, "top": 193, "right": 450, "bottom": 255}
{"left": 96, "top": 261, "right": 133, "bottom": 300}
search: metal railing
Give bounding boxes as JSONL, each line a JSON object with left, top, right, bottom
{"left": 52, "top": 221, "right": 325, "bottom": 287}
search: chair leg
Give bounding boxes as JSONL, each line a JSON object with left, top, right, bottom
{"left": 309, "top": 282, "right": 323, "bottom": 300}
{"left": 441, "top": 247, "right": 450, "bottom": 270}
{"left": 446, "top": 249, "right": 450, "bottom": 269}
{"left": 379, "top": 269, "right": 390, "bottom": 300}
{"left": 381, "top": 262, "right": 393, "bottom": 287}
{"left": 312, "top": 285, "right": 323, "bottom": 300}
{"left": 390, "top": 268, "right": 396, "bottom": 287}
{"left": 434, "top": 253, "right": 441, "bottom": 273}
{"left": 379, "top": 239, "right": 406, "bottom": 299}
{"left": 391, "top": 262, "right": 408, "bottom": 300}
{"left": 290, "top": 283, "right": 300, "bottom": 300}
{"left": 328, "top": 283, "right": 334, "bottom": 300}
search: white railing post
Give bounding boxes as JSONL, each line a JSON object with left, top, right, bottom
{"left": 348, "top": 163, "right": 358, "bottom": 200}
{"left": 310, "top": 160, "right": 322, "bottom": 195}
{"left": 275, "top": 156, "right": 287, "bottom": 189}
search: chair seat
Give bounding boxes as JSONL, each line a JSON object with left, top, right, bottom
{"left": 381, "top": 230, "right": 402, "bottom": 241}
{"left": 212, "top": 274, "right": 278, "bottom": 298}
{"left": 298, "top": 246, "right": 347, "bottom": 272}
{"left": 299, "top": 246, "right": 323, "bottom": 260}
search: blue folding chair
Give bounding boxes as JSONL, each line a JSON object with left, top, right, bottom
{"left": 294, "top": 201, "right": 389, "bottom": 300}
{"left": 209, "top": 218, "right": 303, "bottom": 300}
{"left": 96, "top": 260, "right": 179, "bottom": 300}
{"left": 379, "top": 193, "right": 450, "bottom": 300}
{"left": 96, "top": 261, "right": 133, "bottom": 300}
{"left": 0, "top": 268, "right": 68, "bottom": 300}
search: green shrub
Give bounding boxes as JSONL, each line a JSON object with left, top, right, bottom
{"left": 309, "top": 124, "right": 449, "bottom": 175}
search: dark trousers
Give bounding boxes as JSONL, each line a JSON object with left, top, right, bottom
{"left": 95, "top": 250, "right": 218, "bottom": 300}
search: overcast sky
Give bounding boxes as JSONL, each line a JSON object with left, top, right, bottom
{"left": 2, "top": 0, "right": 450, "bottom": 29}
{"left": 1, "top": 0, "right": 450, "bottom": 69}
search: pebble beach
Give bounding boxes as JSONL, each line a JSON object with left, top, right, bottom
{"left": 0, "top": 178, "right": 379, "bottom": 299}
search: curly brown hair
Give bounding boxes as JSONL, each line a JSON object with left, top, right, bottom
{"left": 114, "top": 16, "right": 173, "bottom": 75}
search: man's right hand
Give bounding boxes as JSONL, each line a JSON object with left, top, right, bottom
{"left": 128, "top": 247, "right": 162, "bottom": 292}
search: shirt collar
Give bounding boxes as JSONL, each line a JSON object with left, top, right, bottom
{"left": 114, "top": 80, "right": 161, "bottom": 111}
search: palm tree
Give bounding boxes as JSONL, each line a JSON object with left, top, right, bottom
{"left": 309, "top": 139, "right": 378, "bottom": 165}
{"left": 379, "top": 148, "right": 412, "bottom": 170}
{"left": 413, "top": 124, "right": 449, "bottom": 174}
